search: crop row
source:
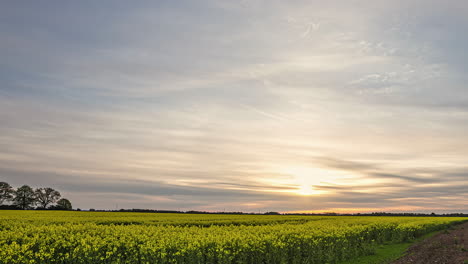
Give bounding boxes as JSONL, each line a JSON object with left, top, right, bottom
{"left": 0, "top": 211, "right": 466, "bottom": 264}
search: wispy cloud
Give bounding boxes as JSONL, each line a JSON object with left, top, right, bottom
{"left": 0, "top": 0, "right": 467, "bottom": 213}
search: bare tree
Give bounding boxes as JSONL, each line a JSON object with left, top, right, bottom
{"left": 35, "top": 187, "right": 61, "bottom": 209}
{"left": 0, "top": 182, "right": 14, "bottom": 205}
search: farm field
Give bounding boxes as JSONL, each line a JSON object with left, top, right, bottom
{"left": 0, "top": 211, "right": 466, "bottom": 264}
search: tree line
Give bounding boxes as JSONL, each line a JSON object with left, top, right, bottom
{"left": 0, "top": 182, "right": 72, "bottom": 210}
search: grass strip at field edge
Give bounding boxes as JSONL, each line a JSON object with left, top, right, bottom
{"left": 337, "top": 229, "right": 443, "bottom": 264}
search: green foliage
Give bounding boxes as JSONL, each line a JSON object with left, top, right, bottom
{"left": 55, "top": 198, "right": 72, "bottom": 210}
{"left": 338, "top": 229, "right": 440, "bottom": 264}
{"left": 0, "top": 182, "right": 71, "bottom": 210}
{"left": 0, "top": 211, "right": 466, "bottom": 264}
{"left": 0, "top": 182, "right": 14, "bottom": 205}
{"left": 12, "top": 185, "right": 35, "bottom": 210}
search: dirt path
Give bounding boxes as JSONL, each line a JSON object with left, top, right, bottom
{"left": 392, "top": 221, "right": 468, "bottom": 264}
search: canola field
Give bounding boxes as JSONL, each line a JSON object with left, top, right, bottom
{"left": 0, "top": 211, "right": 466, "bottom": 264}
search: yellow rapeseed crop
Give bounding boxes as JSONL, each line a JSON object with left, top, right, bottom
{"left": 0, "top": 211, "right": 466, "bottom": 263}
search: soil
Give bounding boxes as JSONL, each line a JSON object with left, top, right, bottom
{"left": 392, "top": 221, "right": 468, "bottom": 264}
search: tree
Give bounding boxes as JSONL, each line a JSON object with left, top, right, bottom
{"left": 0, "top": 182, "right": 14, "bottom": 205}
{"left": 35, "top": 187, "right": 61, "bottom": 209}
{"left": 55, "top": 198, "right": 72, "bottom": 210}
{"left": 13, "top": 185, "right": 36, "bottom": 209}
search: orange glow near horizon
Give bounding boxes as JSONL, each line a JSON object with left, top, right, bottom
{"left": 285, "top": 206, "right": 431, "bottom": 214}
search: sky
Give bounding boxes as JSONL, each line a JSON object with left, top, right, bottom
{"left": 1, "top": 0, "right": 467, "bottom": 213}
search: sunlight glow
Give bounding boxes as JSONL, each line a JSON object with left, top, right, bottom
{"left": 296, "top": 184, "right": 321, "bottom": 196}
{"left": 280, "top": 166, "right": 346, "bottom": 196}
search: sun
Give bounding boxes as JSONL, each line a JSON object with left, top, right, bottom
{"left": 297, "top": 184, "right": 318, "bottom": 196}
{"left": 280, "top": 166, "right": 342, "bottom": 196}
{"left": 261, "top": 165, "right": 347, "bottom": 196}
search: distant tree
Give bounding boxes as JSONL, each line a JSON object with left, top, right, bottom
{"left": 0, "top": 204, "right": 20, "bottom": 210}
{"left": 13, "top": 185, "right": 36, "bottom": 209}
{"left": 55, "top": 198, "right": 72, "bottom": 210}
{"left": 35, "top": 187, "right": 61, "bottom": 209}
{"left": 0, "top": 182, "right": 14, "bottom": 205}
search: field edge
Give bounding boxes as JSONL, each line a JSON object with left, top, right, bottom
{"left": 338, "top": 221, "right": 468, "bottom": 264}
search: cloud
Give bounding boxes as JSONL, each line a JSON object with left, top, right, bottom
{"left": 0, "top": 0, "right": 467, "bottom": 213}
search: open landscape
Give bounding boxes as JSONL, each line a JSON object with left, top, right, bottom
{"left": 1, "top": 1, "right": 467, "bottom": 263}
{"left": 0, "top": 211, "right": 466, "bottom": 263}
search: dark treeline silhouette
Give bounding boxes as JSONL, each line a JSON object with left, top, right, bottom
{"left": 87, "top": 208, "right": 468, "bottom": 217}
{"left": 2, "top": 181, "right": 466, "bottom": 216}
{"left": 284, "top": 212, "right": 468, "bottom": 217}
{"left": 0, "top": 182, "right": 72, "bottom": 210}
